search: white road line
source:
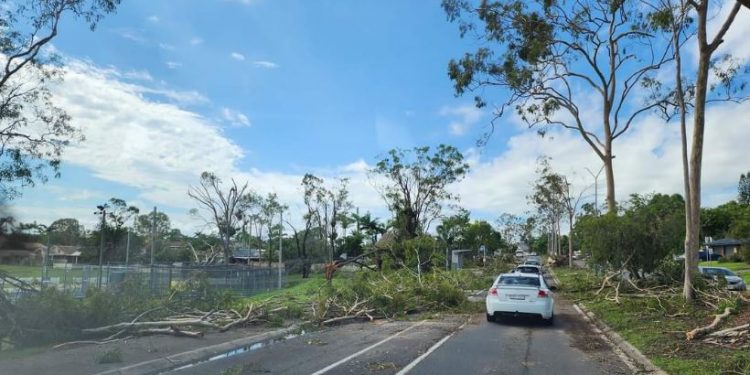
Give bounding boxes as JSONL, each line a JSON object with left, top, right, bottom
{"left": 310, "top": 320, "right": 427, "bottom": 375}
{"left": 395, "top": 320, "right": 469, "bottom": 375}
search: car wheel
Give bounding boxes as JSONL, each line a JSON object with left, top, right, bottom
{"left": 544, "top": 314, "right": 554, "bottom": 326}
{"left": 486, "top": 313, "right": 495, "bottom": 322}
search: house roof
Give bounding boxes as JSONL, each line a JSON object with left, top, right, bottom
{"left": 49, "top": 245, "right": 82, "bottom": 257}
{"left": 706, "top": 238, "right": 749, "bottom": 247}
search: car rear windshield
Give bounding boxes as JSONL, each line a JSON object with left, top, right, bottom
{"left": 515, "top": 266, "right": 539, "bottom": 274}
{"left": 497, "top": 276, "right": 540, "bottom": 287}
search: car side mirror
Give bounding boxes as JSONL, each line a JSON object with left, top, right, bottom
{"left": 549, "top": 285, "right": 558, "bottom": 291}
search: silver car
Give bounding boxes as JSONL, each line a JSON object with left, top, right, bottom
{"left": 698, "top": 266, "right": 747, "bottom": 291}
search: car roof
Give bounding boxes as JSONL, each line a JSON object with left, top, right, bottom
{"left": 516, "top": 264, "right": 540, "bottom": 269}
{"left": 497, "top": 272, "right": 542, "bottom": 279}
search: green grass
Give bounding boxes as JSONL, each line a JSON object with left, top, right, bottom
{"left": 554, "top": 266, "right": 749, "bottom": 375}
{"left": 0, "top": 264, "right": 88, "bottom": 280}
{"left": 700, "top": 261, "right": 750, "bottom": 283}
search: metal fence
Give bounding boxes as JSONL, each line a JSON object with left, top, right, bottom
{"left": 2, "top": 264, "right": 287, "bottom": 300}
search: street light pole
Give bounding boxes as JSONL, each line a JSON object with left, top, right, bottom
{"left": 95, "top": 205, "right": 107, "bottom": 288}
{"left": 585, "top": 164, "right": 605, "bottom": 215}
{"left": 150, "top": 206, "right": 156, "bottom": 266}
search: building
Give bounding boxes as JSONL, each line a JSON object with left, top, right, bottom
{"left": 230, "top": 248, "right": 263, "bottom": 264}
{"left": 48, "top": 245, "right": 82, "bottom": 265}
{"left": 705, "top": 238, "right": 749, "bottom": 257}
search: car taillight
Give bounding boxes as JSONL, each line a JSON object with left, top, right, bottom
{"left": 489, "top": 287, "right": 498, "bottom": 296}
{"left": 537, "top": 290, "right": 548, "bottom": 298}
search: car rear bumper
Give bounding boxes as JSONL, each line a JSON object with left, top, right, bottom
{"left": 486, "top": 299, "right": 553, "bottom": 319}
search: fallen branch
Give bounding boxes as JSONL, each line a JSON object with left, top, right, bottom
{"left": 82, "top": 318, "right": 221, "bottom": 334}
{"left": 220, "top": 304, "right": 256, "bottom": 332}
{"left": 707, "top": 324, "right": 750, "bottom": 338}
{"left": 686, "top": 307, "right": 733, "bottom": 340}
{"left": 139, "top": 327, "right": 204, "bottom": 338}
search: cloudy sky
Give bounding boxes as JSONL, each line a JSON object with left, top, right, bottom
{"left": 6, "top": 0, "right": 750, "bottom": 233}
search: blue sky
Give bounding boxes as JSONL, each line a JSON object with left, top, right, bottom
{"left": 8, "top": 0, "right": 750, "bottom": 233}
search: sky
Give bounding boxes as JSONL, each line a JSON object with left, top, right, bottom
{"left": 4, "top": 0, "right": 750, "bottom": 234}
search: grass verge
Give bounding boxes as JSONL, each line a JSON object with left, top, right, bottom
{"left": 555, "top": 266, "right": 750, "bottom": 375}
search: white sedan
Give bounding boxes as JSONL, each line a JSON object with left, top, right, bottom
{"left": 485, "top": 272, "right": 555, "bottom": 325}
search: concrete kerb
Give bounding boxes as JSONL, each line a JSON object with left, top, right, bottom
{"left": 548, "top": 267, "right": 668, "bottom": 375}
{"left": 94, "top": 324, "right": 303, "bottom": 375}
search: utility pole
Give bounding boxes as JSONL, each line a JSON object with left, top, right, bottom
{"left": 125, "top": 217, "right": 132, "bottom": 266}
{"left": 278, "top": 210, "right": 283, "bottom": 289}
{"left": 96, "top": 205, "right": 107, "bottom": 288}
{"left": 150, "top": 206, "right": 156, "bottom": 266}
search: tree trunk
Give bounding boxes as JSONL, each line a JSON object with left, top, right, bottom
{"left": 604, "top": 150, "right": 616, "bottom": 214}
{"left": 568, "top": 213, "right": 574, "bottom": 267}
{"left": 685, "top": 2, "right": 712, "bottom": 301}
{"left": 673, "top": 2, "right": 696, "bottom": 302}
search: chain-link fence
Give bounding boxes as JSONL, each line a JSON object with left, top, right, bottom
{"left": 2, "top": 264, "right": 287, "bottom": 300}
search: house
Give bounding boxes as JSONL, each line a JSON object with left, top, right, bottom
{"left": 705, "top": 238, "right": 749, "bottom": 257}
{"left": 0, "top": 242, "right": 44, "bottom": 265}
{"left": 47, "top": 245, "right": 82, "bottom": 265}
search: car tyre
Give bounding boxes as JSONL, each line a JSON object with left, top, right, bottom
{"left": 544, "top": 314, "right": 554, "bottom": 326}
{"left": 486, "top": 313, "right": 495, "bottom": 322}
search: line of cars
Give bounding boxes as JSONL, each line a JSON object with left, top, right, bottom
{"left": 485, "top": 255, "right": 556, "bottom": 325}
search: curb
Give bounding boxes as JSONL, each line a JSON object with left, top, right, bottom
{"left": 549, "top": 267, "right": 667, "bottom": 375}
{"left": 573, "top": 303, "right": 667, "bottom": 375}
{"left": 94, "top": 324, "right": 303, "bottom": 375}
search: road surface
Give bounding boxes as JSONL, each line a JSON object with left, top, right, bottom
{"left": 168, "top": 298, "right": 634, "bottom": 375}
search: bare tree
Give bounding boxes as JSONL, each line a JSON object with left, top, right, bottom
{"left": 301, "top": 174, "right": 351, "bottom": 264}
{"left": 188, "top": 172, "right": 249, "bottom": 264}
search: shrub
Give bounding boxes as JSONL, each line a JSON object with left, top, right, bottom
{"left": 742, "top": 244, "right": 750, "bottom": 264}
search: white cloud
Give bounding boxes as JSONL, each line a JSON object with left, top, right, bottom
{"left": 165, "top": 61, "right": 182, "bottom": 69}
{"left": 147, "top": 15, "right": 160, "bottom": 23}
{"left": 111, "top": 28, "right": 147, "bottom": 43}
{"left": 221, "top": 107, "right": 251, "bottom": 127}
{"left": 452, "top": 100, "right": 750, "bottom": 216}
{"left": 159, "top": 43, "right": 176, "bottom": 51}
{"left": 190, "top": 37, "right": 203, "bottom": 46}
{"left": 440, "top": 104, "right": 483, "bottom": 136}
{"left": 230, "top": 52, "right": 246, "bottom": 61}
{"left": 122, "top": 69, "right": 153, "bottom": 82}
{"left": 253, "top": 60, "right": 278, "bottom": 69}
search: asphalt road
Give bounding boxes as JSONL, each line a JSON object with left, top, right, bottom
{"left": 167, "top": 299, "right": 634, "bottom": 375}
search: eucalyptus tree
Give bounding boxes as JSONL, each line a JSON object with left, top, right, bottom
{"left": 0, "top": 0, "right": 120, "bottom": 200}
{"left": 372, "top": 145, "right": 469, "bottom": 239}
{"left": 188, "top": 172, "right": 249, "bottom": 264}
{"left": 443, "top": 0, "right": 676, "bottom": 214}
{"left": 301, "top": 173, "right": 352, "bottom": 263}
{"left": 649, "top": 0, "right": 747, "bottom": 300}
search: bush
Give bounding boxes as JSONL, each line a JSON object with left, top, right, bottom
{"left": 720, "top": 253, "right": 743, "bottom": 263}
{"left": 742, "top": 244, "right": 750, "bottom": 264}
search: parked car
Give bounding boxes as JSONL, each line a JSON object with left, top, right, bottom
{"left": 486, "top": 272, "right": 555, "bottom": 325}
{"left": 513, "top": 265, "right": 541, "bottom": 274}
{"left": 698, "top": 251, "right": 722, "bottom": 261}
{"left": 698, "top": 266, "right": 747, "bottom": 291}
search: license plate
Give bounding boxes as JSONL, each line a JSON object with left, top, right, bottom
{"left": 508, "top": 295, "right": 526, "bottom": 300}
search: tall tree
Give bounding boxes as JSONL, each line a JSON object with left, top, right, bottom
{"left": 0, "top": 0, "right": 120, "bottom": 200}
{"left": 652, "top": 0, "right": 746, "bottom": 300}
{"left": 188, "top": 172, "right": 249, "bottom": 264}
{"left": 443, "top": 0, "right": 674, "bottom": 214}
{"left": 437, "top": 208, "right": 471, "bottom": 251}
{"left": 301, "top": 174, "right": 352, "bottom": 264}
{"left": 48, "top": 218, "right": 84, "bottom": 246}
{"left": 372, "top": 145, "right": 469, "bottom": 239}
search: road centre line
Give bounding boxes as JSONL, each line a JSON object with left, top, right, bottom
{"left": 395, "top": 319, "right": 469, "bottom": 375}
{"left": 310, "top": 320, "right": 427, "bottom": 375}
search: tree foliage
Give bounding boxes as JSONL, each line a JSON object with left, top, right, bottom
{"left": 0, "top": 0, "right": 120, "bottom": 200}
{"left": 372, "top": 145, "right": 468, "bottom": 239}
{"left": 739, "top": 171, "right": 750, "bottom": 205}
{"left": 576, "top": 194, "right": 685, "bottom": 276}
